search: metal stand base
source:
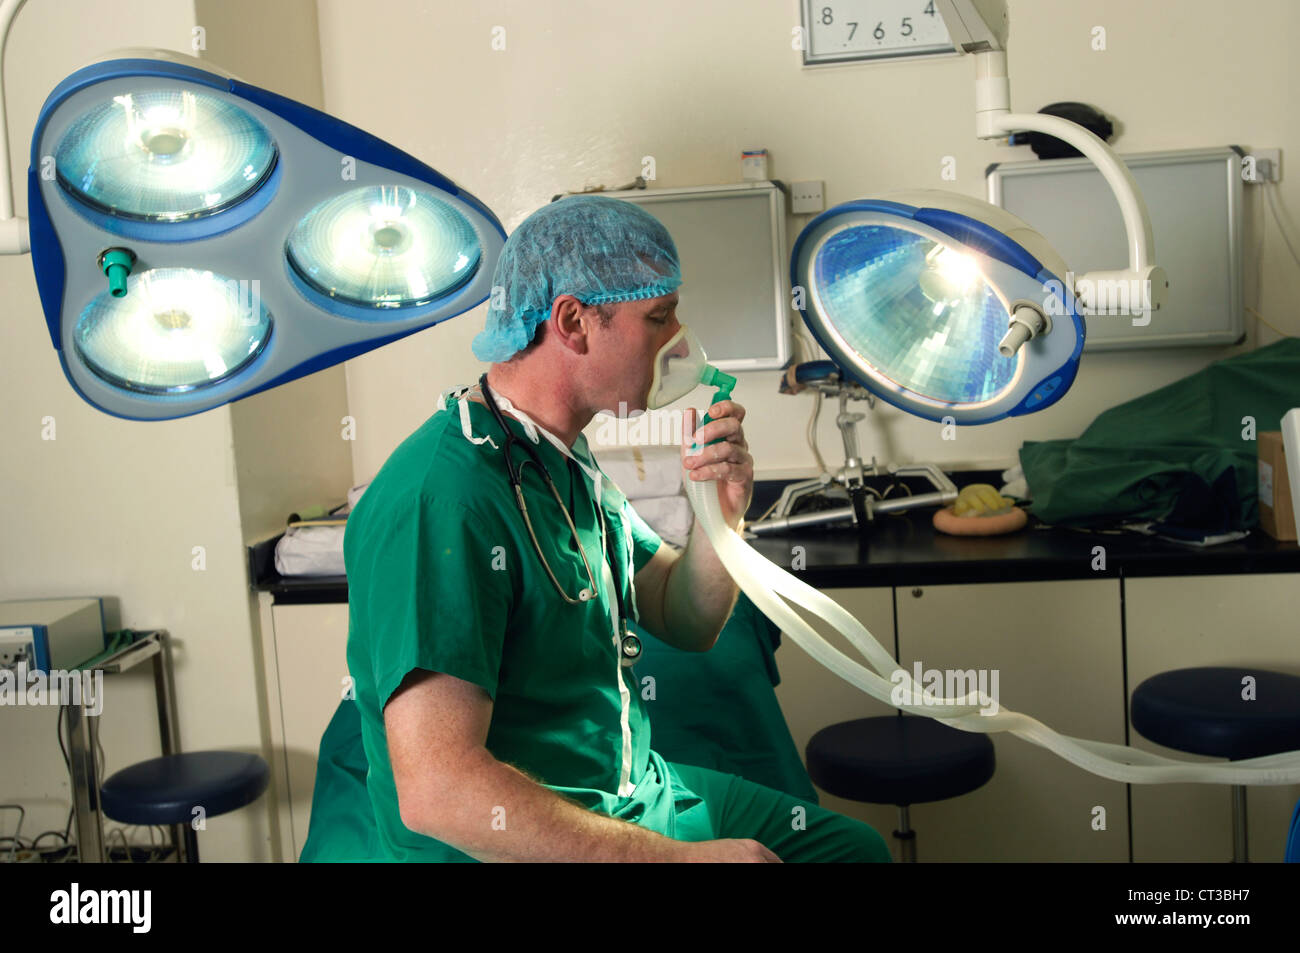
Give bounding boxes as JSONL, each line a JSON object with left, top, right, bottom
{"left": 1231, "top": 785, "right": 1248, "bottom": 863}
{"left": 894, "top": 805, "right": 917, "bottom": 863}
{"left": 747, "top": 378, "right": 957, "bottom": 537}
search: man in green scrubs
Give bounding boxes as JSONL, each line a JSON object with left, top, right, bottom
{"left": 342, "top": 195, "right": 891, "bottom": 862}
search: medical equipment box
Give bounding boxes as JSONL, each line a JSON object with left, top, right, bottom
{"left": 1258, "top": 431, "right": 1296, "bottom": 542}
{"left": 0, "top": 598, "right": 105, "bottom": 673}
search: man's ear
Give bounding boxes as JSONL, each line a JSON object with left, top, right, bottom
{"left": 547, "top": 294, "right": 591, "bottom": 355}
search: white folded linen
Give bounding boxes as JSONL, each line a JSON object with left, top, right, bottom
{"left": 595, "top": 446, "right": 683, "bottom": 500}
{"left": 630, "top": 495, "right": 694, "bottom": 549}
{"left": 274, "top": 524, "right": 346, "bottom": 577}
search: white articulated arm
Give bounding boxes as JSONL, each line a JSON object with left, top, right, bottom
{"left": 972, "top": 47, "right": 1166, "bottom": 320}
{"left": 0, "top": 0, "right": 30, "bottom": 254}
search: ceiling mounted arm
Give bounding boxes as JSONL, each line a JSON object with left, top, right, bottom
{"left": 0, "top": 0, "right": 28, "bottom": 253}
{"left": 937, "top": 0, "right": 1166, "bottom": 320}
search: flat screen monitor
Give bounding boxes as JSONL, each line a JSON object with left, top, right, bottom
{"left": 604, "top": 181, "right": 791, "bottom": 371}
{"left": 988, "top": 146, "right": 1244, "bottom": 351}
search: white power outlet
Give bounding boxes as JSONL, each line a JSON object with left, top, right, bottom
{"left": 0, "top": 629, "right": 33, "bottom": 667}
{"left": 791, "top": 180, "right": 825, "bottom": 214}
{"left": 1244, "top": 148, "right": 1281, "bottom": 183}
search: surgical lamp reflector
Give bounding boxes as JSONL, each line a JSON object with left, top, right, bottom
{"left": 812, "top": 225, "right": 1017, "bottom": 405}
{"left": 792, "top": 193, "right": 1085, "bottom": 424}
{"left": 285, "top": 185, "right": 480, "bottom": 309}
{"left": 54, "top": 88, "right": 277, "bottom": 222}
{"left": 75, "top": 267, "right": 272, "bottom": 393}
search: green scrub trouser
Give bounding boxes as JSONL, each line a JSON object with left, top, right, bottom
{"left": 666, "top": 762, "right": 892, "bottom": 863}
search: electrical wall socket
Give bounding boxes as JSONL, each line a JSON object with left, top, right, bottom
{"left": 0, "top": 629, "right": 33, "bottom": 667}
{"left": 1244, "top": 148, "right": 1281, "bottom": 183}
{"left": 791, "top": 180, "right": 825, "bottom": 214}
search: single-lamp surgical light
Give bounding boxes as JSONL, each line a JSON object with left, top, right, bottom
{"left": 788, "top": 0, "right": 1168, "bottom": 426}
{"left": 791, "top": 190, "right": 1084, "bottom": 424}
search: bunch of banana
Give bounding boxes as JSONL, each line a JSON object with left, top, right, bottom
{"left": 952, "top": 483, "right": 1015, "bottom": 518}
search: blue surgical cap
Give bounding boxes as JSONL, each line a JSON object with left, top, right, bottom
{"left": 471, "top": 194, "right": 682, "bottom": 363}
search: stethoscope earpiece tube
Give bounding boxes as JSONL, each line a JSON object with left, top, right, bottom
{"left": 478, "top": 375, "right": 639, "bottom": 665}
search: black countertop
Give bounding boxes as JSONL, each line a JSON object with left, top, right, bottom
{"left": 248, "top": 474, "right": 1300, "bottom": 604}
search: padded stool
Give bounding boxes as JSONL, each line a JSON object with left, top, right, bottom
{"left": 99, "top": 751, "right": 270, "bottom": 862}
{"left": 1131, "top": 667, "right": 1300, "bottom": 863}
{"left": 806, "top": 715, "right": 995, "bottom": 862}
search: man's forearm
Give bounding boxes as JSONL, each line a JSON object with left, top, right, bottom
{"left": 405, "top": 749, "right": 688, "bottom": 862}
{"left": 662, "top": 515, "right": 740, "bottom": 651}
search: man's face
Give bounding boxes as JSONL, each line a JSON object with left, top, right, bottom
{"left": 587, "top": 292, "right": 681, "bottom": 416}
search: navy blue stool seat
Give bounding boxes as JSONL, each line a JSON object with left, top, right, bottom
{"left": 100, "top": 751, "right": 270, "bottom": 862}
{"left": 806, "top": 715, "right": 995, "bottom": 861}
{"left": 1131, "top": 667, "right": 1300, "bottom": 862}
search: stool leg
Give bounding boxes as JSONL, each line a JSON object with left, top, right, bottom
{"left": 1231, "top": 786, "right": 1248, "bottom": 863}
{"left": 182, "top": 824, "right": 200, "bottom": 864}
{"left": 894, "top": 805, "right": 917, "bottom": 863}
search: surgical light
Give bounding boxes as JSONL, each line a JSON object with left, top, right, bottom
{"left": 286, "top": 185, "right": 481, "bottom": 309}
{"left": 792, "top": 191, "right": 1083, "bottom": 424}
{"left": 782, "top": 1, "right": 1169, "bottom": 428}
{"left": 19, "top": 48, "right": 505, "bottom": 420}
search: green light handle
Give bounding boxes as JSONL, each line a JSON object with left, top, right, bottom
{"left": 99, "top": 248, "right": 136, "bottom": 298}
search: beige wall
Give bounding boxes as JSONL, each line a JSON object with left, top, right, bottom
{"left": 0, "top": 0, "right": 259, "bottom": 858}
{"left": 0, "top": 0, "right": 342, "bottom": 862}
{"left": 316, "top": 0, "right": 1299, "bottom": 483}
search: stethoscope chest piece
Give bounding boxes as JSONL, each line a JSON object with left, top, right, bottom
{"left": 620, "top": 631, "right": 642, "bottom": 667}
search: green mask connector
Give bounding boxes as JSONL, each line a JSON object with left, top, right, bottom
{"left": 98, "top": 248, "right": 136, "bottom": 298}
{"left": 697, "top": 365, "right": 738, "bottom": 445}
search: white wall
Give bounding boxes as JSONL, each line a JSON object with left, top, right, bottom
{"left": 0, "top": 0, "right": 268, "bottom": 859}
{"left": 316, "top": 0, "right": 1299, "bottom": 483}
{"left": 0, "top": 0, "right": 345, "bottom": 862}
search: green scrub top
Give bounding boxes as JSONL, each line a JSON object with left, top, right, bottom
{"left": 343, "top": 389, "right": 701, "bottom": 861}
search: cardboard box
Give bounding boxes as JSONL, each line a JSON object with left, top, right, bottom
{"left": 1258, "top": 431, "right": 1296, "bottom": 541}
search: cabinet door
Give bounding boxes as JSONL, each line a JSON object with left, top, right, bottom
{"left": 772, "top": 586, "right": 902, "bottom": 855}
{"left": 896, "top": 579, "right": 1128, "bottom": 861}
{"left": 1125, "top": 574, "right": 1300, "bottom": 863}
{"left": 269, "top": 603, "right": 351, "bottom": 860}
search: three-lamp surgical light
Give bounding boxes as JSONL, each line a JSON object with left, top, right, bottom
{"left": 14, "top": 46, "right": 504, "bottom": 419}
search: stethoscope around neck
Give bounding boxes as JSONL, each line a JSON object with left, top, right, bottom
{"left": 477, "top": 374, "right": 642, "bottom": 667}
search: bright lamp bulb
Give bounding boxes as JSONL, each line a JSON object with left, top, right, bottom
{"left": 919, "top": 244, "right": 981, "bottom": 303}
{"left": 54, "top": 89, "right": 277, "bottom": 222}
{"left": 74, "top": 268, "right": 272, "bottom": 393}
{"left": 285, "top": 185, "right": 481, "bottom": 309}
